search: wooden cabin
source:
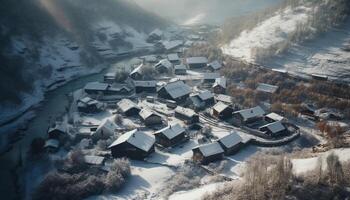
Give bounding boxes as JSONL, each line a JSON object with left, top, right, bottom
{"left": 175, "top": 106, "right": 199, "bottom": 124}
{"left": 192, "top": 142, "right": 224, "bottom": 164}
{"left": 212, "top": 102, "right": 233, "bottom": 120}
{"left": 133, "top": 81, "right": 157, "bottom": 93}
{"left": 186, "top": 57, "right": 208, "bottom": 69}
{"left": 155, "top": 59, "right": 173, "bottom": 74}
{"left": 212, "top": 77, "right": 227, "bottom": 94}
{"left": 77, "top": 97, "right": 103, "bottom": 113}
{"left": 158, "top": 81, "right": 191, "bottom": 103}
{"left": 259, "top": 121, "right": 287, "bottom": 137}
{"left": 154, "top": 124, "right": 187, "bottom": 147}
{"left": 218, "top": 132, "right": 243, "bottom": 155}
{"left": 233, "top": 106, "right": 266, "bottom": 125}
{"left": 139, "top": 109, "right": 163, "bottom": 127}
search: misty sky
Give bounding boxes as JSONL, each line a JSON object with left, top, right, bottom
{"left": 134, "top": 0, "right": 283, "bottom": 25}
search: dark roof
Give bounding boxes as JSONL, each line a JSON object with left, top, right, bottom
{"left": 218, "top": 132, "right": 243, "bottom": 148}
{"left": 193, "top": 142, "right": 224, "bottom": 157}
{"left": 133, "top": 80, "right": 157, "bottom": 87}
{"left": 109, "top": 129, "right": 155, "bottom": 152}
{"left": 203, "top": 73, "right": 220, "bottom": 80}
{"left": 155, "top": 59, "right": 173, "bottom": 70}
{"left": 260, "top": 121, "right": 285, "bottom": 133}
{"left": 198, "top": 90, "right": 214, "bottom": 101}
{"left": 208, "top": 60, "right": 222, "bottom": 70}
{"left": 162, "top": 81, "right": 191, "bottom": 99}
{"left": 155, "top": 124, "right": 185, "bottom": 140}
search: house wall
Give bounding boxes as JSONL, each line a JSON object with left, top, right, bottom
{"left": 125, "top": 108, "right": 141, "bottom": 116}
{"left": 213, "top": 86, "right": 225, "bottom": 94}
{"left": 155, "top": 132, "right": 185, "bottom": 147}
{"left": 188, "top": 63, "right": 206, "bottom": 69}
{"left": 136, "top": 86, "right": 156, "bottom": 93}
{"left": 111, "top": 142, "right": 154, "bottom": 160}
{"left": 144, "top": 116, "right": 162, "bottom": 126}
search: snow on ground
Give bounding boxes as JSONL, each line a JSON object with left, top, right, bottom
{"left": 168, "top": 182, "right": 225, "bottom": 200}
{"left": 292, "top": 148, "right": 350, "bottom": 175}
{"left": 222, "top": 5, "right": 311, "bottom": 61}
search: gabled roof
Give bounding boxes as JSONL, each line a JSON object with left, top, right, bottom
{"left": 208, "top": 60, "right": 222, "bottom": 70}
{"left": 84, "top": 155, "right": 105, "bottom": 165}
{"left": 162, "top": 40, "right": 183, "bottom": 50}
{"left": 79, "top": 97, "right": 94, "bottom": 104}
{"left": 130, "top": 63, "right": 143, "bottom": 75}
{"left": 139, "top": 109, "right": 160, "bottom": 120}
{"left": 155, "top": 124, "right": 185, "bottom": 140}
{"left": 133, "top": 80, "right": 157, "bottom": 87}
{"left": 266, "top": 113, "right": 284, "bottom": 121}
{"left": 48, "top": 123, "right": 66, "bottom": 134}
{"left": 213, "top": 77, "right": 227, "bottom": 88}
{"left": 186, "top": 57, "right": 208, "bottom": 64}
{"left": 256, "top": 83, "right": 278, "bottom": 94}
{"left": 149, "top": 29, "right": 163, "bottom": 37}
{"left": 117, "top": 99, "right": 139, "bottom": 113}
{"left": 198, "top": 90, "right": 214, "bottom": 101}
{"left": 213, "top": 101, "right": 231, "bottom": 113}
{"left": 155, "top": 59, "right": 173, "bottom": 70}
{"left": 175, "top": 106, "right": 197, "bottom": 117}
{"left": 235, "top": 106, "right": 265, "bottom": 121}
{"left": 174, "top": 64, "right": 187, "bottom": 70}
{"left": 203, "top": 73, "right": 220, "bottom": 80}
{"left": 260, "top": 121, "right": 285, "bottom": 133}
{"left": 84, "top": 82, "right": 109, "bottom": 91}
{"left": 104, "top": 72, "right": 116, "bottom": 78}
{"left": 94, "top": 119, "right": 119, "bottom": 136}
{"left": 162, "top": 81, "right": 191, "bottom": 99}
{"left": 109, "top": 129, "right": 155, "bottom": 152}
{"left": 215, "top": 94, "right": 232, "bottom": 104}
{"left": 194, "top": 142, "right": 224, "bottom": 157}
{"left": 167, "top": 53, "right": 180, "bottom": 61}
{"left": 142, "top": 55, "right": 158, "bottom": 63}
{"left": 218, "top": 132, "right": 243, "bottom": 148}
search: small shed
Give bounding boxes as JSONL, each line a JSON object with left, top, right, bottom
{"left": 212, "top": 102, "right": 233, "bottom": 120}
{"left": 256, "top": 83, "right": 279, "bottom": 94}
{"left": 175, "top": 106, "right": 199, "bottom": 124}
{"left": 202, "top": 73, "right": 220, "bottom": 84}
{"left": 109, "top": 129, "right": 155, "bottom": 159}
{"left": 174, "top": 64, "right": 187, "bottom": 75}
{"left": 84, "top": 155, "right": 105, "bottom": 166}
{"left": 192, "top": 142, "right": 224, "bottom": 164}
{"left": 133, "top": 80, "right": 157, "bottom": 93}
{"left": 155, "top": 59, "right": 173, "bottom": 73}
{"left": 186, "top": 57, "right": 208, "bottom": 69}
{"left": 92, "top": 119, "right": 119, "bottom": 140}
{"left": 215, "top": 94, "right": 233, "bottom": 105}
{"left": 207, "top": 60, "right": 222, "bottom": 71}
{"left": 154, "top": 124, "right": 187, "bottom": 147}
{"left": 259, "top": 121, "right": 287, "bottom": 137}
{"left": 265, "top": 112, "right": 285, "bottom": 123}
{"left": 218, "top": 132, "right": 243, "bottom": 155}
{"left": 233, "top": 106, "right": 266, "bottom": 125}
{"left": 117, "top": 99, "right": 140, "bottom": 116}
{"left": 48, "top": 124, "right": 66, "bottom": 140}
{"left": 197, "top": 90, "right": 215, "bottom": 105}
{"left": 158, "top": 81, "right": 191, "bottom": 103}
{"left": 129, "top": 64, "right": 144, "bottom": 80}
{"left": 139, "top": 109, "right": 163, "bottom": 126}
{"left": 167, "top": 53, "right": 180, "bottom": 64}
{"left": 212, "top": 77, "right": 227, "bottom": 94}
{"left": 77, "top": 97, "right": 103, "bottom": 113}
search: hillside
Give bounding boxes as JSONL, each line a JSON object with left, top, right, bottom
{"left": 0, "top": 0, "right": 167, "bottom": 125}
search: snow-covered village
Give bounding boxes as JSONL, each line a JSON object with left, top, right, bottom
{"left": 1, "top": 0, "right": 350, "bottom": 200}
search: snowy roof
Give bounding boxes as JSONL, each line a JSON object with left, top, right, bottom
{"left": 203, "top": 73, "right": 220, "bottom": 80}
{"left": 174, "top": 64, "right": 187, "bottom": 70}
{"left": 215, "top": 94, "right": 232, "bottom": 104}
{"left": 198, "top": 90, "right": 214, "bottom": 101}
{"left": 79, "top": 97, "right": 94, "bottom": 104}
{"left": 94, "top": 119, "right": 119, "bottom": 136}
{"left": 213, "top": 77, "right": 227, "bottom": 88}
{"left": 117, "top": 99, "right": 139, "bottom": 113}
{"left": 155, "top": 59, "right": 173, "bottom": 69}
{"left": 133, "top": 80, "right": 157, "bottom": 87}
{"left": 218, "top": 132, "right": 243, "bottom": 148}
{"left": 139, "top": 109, "right": 160, "bottom": 120}
{"left": 162, "top": 40, "right": 183, "bottom": 50}
{"left": 84, "top": 155, "right": 105, "bottom": 165}
{"left": 149, "top": 29, "right": 163, "bottom": 37}
{"left": 162, "top": 81, "right": 191, "bottom": 99}
{"left": 256, "top": 83, "right": 278, "bottom": 93}
{"left": 213, "top": 101, "right": 231, "bottom": 113}
{"left": 84, "top": 82, "right": 109, "bottom": 91}
{"left": 260, "top": 121, "right": 285, "bottom": 133}
{"left": 104, "top": 72, "right": 116, "bottom": 78}
{"left": 194, "top": 142, "right": 224, "bottom": 157}
{"left": 186, "top": 57, "right": 208, "bottom": 65}
{"left": 44, "top": 139, "right": 59, "bottom": 148}
{"left": 208, "top": 60, "right": 222, "bottom": 70}
{"left": 109, "top": 129, "right": 155, "bottom": 152}
{"left": 167, "top": 53, "right": 180, "bottom": 62}
{"left": 235, "top": 106, "right": 265, "bottom": 121}
{"left": 130, "top": 63, "right": 143, "bottom": 75}
{"left": 266, "top": 113, "right": 284, "bottom": 121}
{"left": 155, "top": 124, "right": 185, "bottom": 140}
{"left": 175, "top": 106, "right": 197, "bottom": 117}
{"left": 48, "top": 123, "right": 66, "bottom": 134}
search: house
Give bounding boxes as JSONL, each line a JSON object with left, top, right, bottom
{"left": 167, "top": 53, "right": 180, "bottom": 64}
{"left": 192, "top": 142, "right": 224, "bottom": 164}
{"left": 77, "top": 97, "right": 104, "bottom": 113}
{"left": 147, "top": 29, "right": 163, "bottom": 42}
{"left": 47, "top": 124, "right": 66, "bottom": 140}
{"left": 109, "top": 129, "right": 155, "bottom": 159}
{"left": 189, "top": 95, "right": 206, "bottom": 111}
{"left": 233, "top": 106, "right": 266, "bottom": 125}
{"left": 256, "top": 83, "right": 279, "bottom": 94}
{"left": 215, "top": 94, "right": 233, "bottom": 105}
{"left": 218, "top": 132, "right": 243, "bottom": 155}
{"left": 161, "top": 40, "right": 183, "bottom": 51}
{"left": 154, "top": 124, "right": 187, "bottom": 147}
{"left": 117, "top": 99, "right": 140, "bottom": 116}
{"left": 106, "top": 85, "right": 132, "bottom": 96}
{"left": 129, "top": 64, "right": 144, "bottom": 80}
{"left": 174, "top": 64, "right": 187, "bottom": 75}
{"left": 259, "top": 121, "right": 287, "bottom": 137}
{"left": 202, "top": 73, "right": 220, "bottom": 84}
{"left": 207, "top": 60, "right": 222, "bottom": 71}
{"left": 186, "top": 57, "right": 208, "bottom": 69}
{"left": 212, "top": 102, "right": 233, "bottom": 120}
{"left": 84, "top": 155, "right": 105, "bottom": 166}
{"left": 175, "top": 106, "right": 199, "bottom": 124}
{"left": 133, "top": 80, "right": 157, "bottom": 93}
{"left": 44, "top": 139, "right": 60, "bottom": 153}
{"left": 91, "top": 119, "right": 119, "bottom": 140}
{"left": 84, "top": 82, "right": 110, "bottom": 95}
{"left": 212, "top": 77, "right": 227, "bottom": 94}
{"left": 197, "top": 90, "right": 215, "bottom": 105}
{"left": 265, "top": 112, "right": 286, "bottom": 123}
{"left": 104, "top": 72, "right": 116, "bottom": 84}
{"left": 139, "top": 109, "right": 163, "bottom": 126}
{"left": 158, "top": 81, "right": 191, "bottom": 103}
{"left": 155, "top": 59, "right": 173, "bottom": 73}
